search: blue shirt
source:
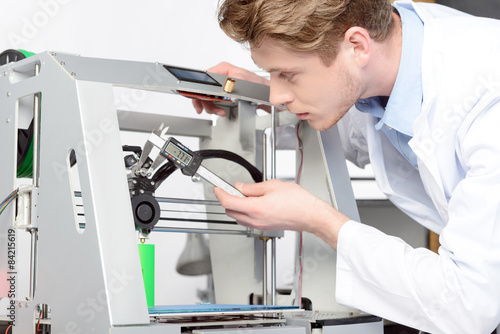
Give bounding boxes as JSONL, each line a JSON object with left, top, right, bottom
{"left": 355, "top": 3, "right": 424, "bottom": 168}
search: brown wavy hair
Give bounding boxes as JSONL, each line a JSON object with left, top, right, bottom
{"left": 218, "top": 0, "right": 394, "bottom": 64}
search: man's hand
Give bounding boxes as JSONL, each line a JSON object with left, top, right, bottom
{"left": 214, "top": 179, "right": 351, "bottom": 249}
{"left": 192, "top": 62, "right": 270, "bottom": 116}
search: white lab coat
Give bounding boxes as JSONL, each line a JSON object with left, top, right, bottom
{"left": 335, "top": 1, "right": 500, "bottom": 333}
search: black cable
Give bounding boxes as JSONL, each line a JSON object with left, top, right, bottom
{"left": 197, "top": 149, "right": 262, "bottom": 183}
{"left": 151, "top": 149, "right": 262, "bottom": 189}
{"left": 152, "top": 161, "right": 177, "bottom": 186}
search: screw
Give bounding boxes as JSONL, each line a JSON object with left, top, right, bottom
{"left": 6, "top": 92, "right": 11, "bottom": 97}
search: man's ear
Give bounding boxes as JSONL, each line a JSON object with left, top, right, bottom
{"left": 343, "top": 27, "right": 371, "bottom": 67}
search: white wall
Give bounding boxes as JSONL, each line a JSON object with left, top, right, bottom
{"left": 2, "top": 0, "right": 257, "bottom": 69}
{"left": 1, "top": 0, "right": 264, "bottom": 306}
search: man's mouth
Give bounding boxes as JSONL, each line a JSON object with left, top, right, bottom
{"left": 295, "top": 112, "right": 309, "bottom": 120}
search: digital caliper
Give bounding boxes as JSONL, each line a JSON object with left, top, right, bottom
{"left": 136, "top": 125, "right": 245, "bottom": 198}
{"left": 162, "top": 137, "right": 245, "bottom": 197}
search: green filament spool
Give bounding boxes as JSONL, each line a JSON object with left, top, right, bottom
{"left": 17, "top": 130, "right": 34, "bottom": 178}
{"left": 0, "top": 49, "right": 37, "bottom": 178}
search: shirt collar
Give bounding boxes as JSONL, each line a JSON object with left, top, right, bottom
{"left": 356, "top": 3, "right": 424, "bottom": 137}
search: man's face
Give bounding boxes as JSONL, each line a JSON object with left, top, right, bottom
{"left": 251, "top": 38, "right": 366, "bottom": 131}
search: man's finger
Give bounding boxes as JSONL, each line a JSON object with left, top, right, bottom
{"left": 192, "top": 99, "right": 203, "bottom": 114}
{"left": 234, "top": 180, "right": 279, "bottom": 197}
{"left": 214, "top": 186, "right": 256, "bottom": 212}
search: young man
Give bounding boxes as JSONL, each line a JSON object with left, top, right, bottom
{"left": 193, "top": 0, "right": 500, "bottom": 332}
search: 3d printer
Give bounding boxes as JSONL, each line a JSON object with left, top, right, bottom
{"left": 0, "top": 50, "right": 383, "bottom": 333}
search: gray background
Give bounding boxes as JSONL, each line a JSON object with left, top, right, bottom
{"left": 436, "top": 0, "right": 500, "bottom": 18}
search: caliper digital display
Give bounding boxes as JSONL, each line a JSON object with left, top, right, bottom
{"left": 165, "top": 141, "right": 193, "bottom": 165}
{"left": 161, "top": 137, "right": 245, "bottom": 198}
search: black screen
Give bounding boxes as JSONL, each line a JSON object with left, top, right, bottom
{"left": 164, "top": 65, "right": 221, "bottom": 86}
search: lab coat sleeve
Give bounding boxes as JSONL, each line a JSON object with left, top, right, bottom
{"left": 336, "top": 104, "right": 500, "bottom": 333}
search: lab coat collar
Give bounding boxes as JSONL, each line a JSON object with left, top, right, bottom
{"left": 380, "top": 2, "right": 424, "bottom": 137}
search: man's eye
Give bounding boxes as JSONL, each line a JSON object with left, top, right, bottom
{"left": 279, "top": 73, "right": 295, "bottom": 81}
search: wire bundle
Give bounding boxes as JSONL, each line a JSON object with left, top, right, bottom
{"left": 151, "top": 149, "right": 263, "bottom": 189}
{"left": 0, "top": 189, "right": 18, "bottom": 215}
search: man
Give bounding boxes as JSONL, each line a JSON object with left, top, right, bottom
{"left": 193, "top": 0, "right": 500, "bottom": 332}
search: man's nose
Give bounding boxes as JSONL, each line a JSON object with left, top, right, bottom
{"left": 269, "top": 81, "right": 293, "bottom": 107}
